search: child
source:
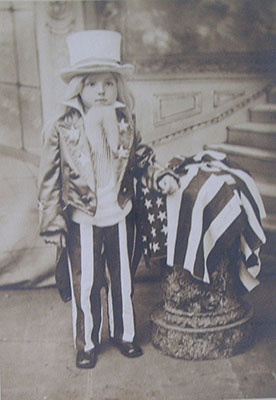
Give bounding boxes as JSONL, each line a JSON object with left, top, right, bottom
{"left": 38, "top": 30, "right": 178, "bottom": 369}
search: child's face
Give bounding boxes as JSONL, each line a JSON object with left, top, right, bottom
{"left": 81, "top": 73, "right": 118, "bottom": 110}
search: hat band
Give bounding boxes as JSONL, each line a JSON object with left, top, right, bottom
{"left": 73, "top": 57, "right": 121, "bottom": 68}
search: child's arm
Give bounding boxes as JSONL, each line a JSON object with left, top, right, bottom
{"left": 38, "top": 124, "right": 68, "bottom": 245}
{"left": 133, "top": 130, "right": 179, "bottom": 195}
{"left": 157, "top": 174, "right": 179, "bottom": 195}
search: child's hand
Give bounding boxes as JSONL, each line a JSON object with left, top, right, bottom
{"left": 44, "top": 232, "right": 66, "bottom": 248}
{"left": 158, "top": 175, "right": 179, "bottom": 195}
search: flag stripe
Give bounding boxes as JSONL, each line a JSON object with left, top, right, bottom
{"left": 119, "top": 219, "right": 135, "bottom": 342}
{"left": 67, "top": 253, "right": 77, "bottom": 348}
{"left": 167, "top": 166, "right": 198, "bottom": 266}
{"left": 80, "top": 224, "right": 95, "bottom": 351}
{"left": 193, "top": 180, "right": 237, "bottom": 279}
{"left": 182, "top": 174, "right": 226, "bottom": 278}
{"left": 211, "top": 160, "right": 266, "bottom": 220}
{"left": 203, "top": 194, "right": 242, "bottom": 281}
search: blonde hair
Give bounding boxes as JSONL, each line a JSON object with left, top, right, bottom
{"left": 115, "top": 74, "right": 135, "bottom": 121}
{"left": 42, "top": 72, "right": 135, "bottom": 140}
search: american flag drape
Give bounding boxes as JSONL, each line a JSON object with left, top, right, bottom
{"left": 136, "top": 150, "right": 266, "bottom": 291}
{"left": 136, "top": 184, "right": 167, "bottom": 263}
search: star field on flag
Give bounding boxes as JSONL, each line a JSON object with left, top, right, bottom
{"left": 137, "top": 183, "right": 167, "bottom": 260}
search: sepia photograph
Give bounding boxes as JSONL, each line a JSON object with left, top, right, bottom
{"left": 0, "top": 0, "right": 275, "bottom": 399}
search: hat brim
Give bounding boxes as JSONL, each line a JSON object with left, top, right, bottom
{"left": 59, "top": 62, "right": 134, "bottom": 83}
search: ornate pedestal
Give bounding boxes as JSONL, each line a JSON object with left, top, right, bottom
{"left": 139, "top": 154, "right": 265, "bottom": 360}
{"left": 151, "top": 255, "right": 254, "bottom": 360}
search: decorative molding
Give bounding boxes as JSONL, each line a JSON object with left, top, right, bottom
{"left": 46, "top": 1, "right": 75, "bottom": 35}
{"left": 148, "top": 82, "right": 275, "bottom": 147}
{"left": 153, "top": 92, "right": 202, "bottom": 127}
{"left": 36, "top": 2, "right": 85, "bottom": 121}
{"left": 133, "top": 51, "right": 276, "bottom": 75}
{"left": 213, "top": 90, "right": 245, "bottom": 108}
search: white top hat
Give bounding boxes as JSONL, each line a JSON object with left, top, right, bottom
{"left": 60, "top": 30, "right": 134, "bottom": 83}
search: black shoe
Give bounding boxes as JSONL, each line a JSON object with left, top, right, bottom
{"left": 76, "top": 348, "right": 98, "bottom": 369}
{"left": 110, "top": 338, "right": 143, "bottom": 358}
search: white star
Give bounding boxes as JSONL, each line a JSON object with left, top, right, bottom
{"left": 156, "top": 197, "right": 163, "bottom": 207}
{"left": 152, "top": 242, "right": 160, "bottom": 253}
{"left": 149, "top": 243, "right": 152, "bottom": 250}
{"left": 142, "top": 235, "right": 147, "bottom": 242}
{"left": 148, "top": 213, "right": 155, "bottom": 224}
{"left": 68, "top": 127, "right": 80, "bottom": 143}
{"left": 142, "top": 187, "right": 150, "bottom": 195}
{"left": 161, "top": 224, "right": 168, "bottom": 235}
{"left": 145, "top": 199, "right": 152, "bottom": 209}
{"left": 118, "top": 118, "right": 129, "bottom": 133}
{"left": 78, "top": 153, "right": 90, "bottom": 166}
{"left": 37, "top": 200, "right": 44, "bottom": 211}
{"left": 157, "top": 211, "right": 167, "bottom": 222}
{"left": 143, "top": 248, "right": 148, "bottom": 255}
{"left": 117, "top": 145, "right": 129, "bottom": 159}
{"left": 151, "top": 227, "right": 156, "bottom": 238}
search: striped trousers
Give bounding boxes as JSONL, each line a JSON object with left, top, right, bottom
{"left": 67, "top": 213, "right": 136, "bottom": 352}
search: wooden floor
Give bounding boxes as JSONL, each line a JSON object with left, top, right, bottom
{"left": 0, "top": 275, "right": 276, "bottom": 400}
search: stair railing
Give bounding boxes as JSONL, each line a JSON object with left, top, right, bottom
{"left": 148, "top": 81, "right": 276, "bottom": 148}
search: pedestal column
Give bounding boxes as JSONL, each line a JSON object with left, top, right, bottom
{"left": 151, "top": 250, "right": 254, "bottom": 360}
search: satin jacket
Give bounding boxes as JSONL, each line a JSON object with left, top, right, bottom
{"left": 38, "top": 104, "right": 165, "bottom": 237}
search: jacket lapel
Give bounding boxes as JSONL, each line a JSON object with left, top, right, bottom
{"left": 114, "top": 114, "right": 135, "bottom": 183}
{"left": 59, "top": 118, "right": 96, "bottom": 193}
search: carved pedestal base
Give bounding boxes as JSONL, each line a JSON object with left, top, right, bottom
{"left": 151, "top": 302, "right": 253, "bottom": 360}
{"left": 151, "top": 255, "right": 254, "bottom": 360}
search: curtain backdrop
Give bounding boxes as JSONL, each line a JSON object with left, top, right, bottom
{"left": 0, "top": 147, "right": 56, "bottom": 289}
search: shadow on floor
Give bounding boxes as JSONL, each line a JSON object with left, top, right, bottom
{"left": 0, "top": 272, "right": 276, "bottom": 400}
